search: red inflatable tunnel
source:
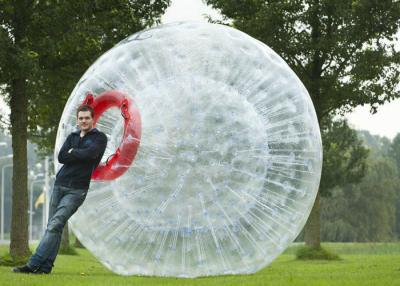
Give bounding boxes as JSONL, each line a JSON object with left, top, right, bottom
{"left": 81, "top": 90, "right": 141, "bottom": 181}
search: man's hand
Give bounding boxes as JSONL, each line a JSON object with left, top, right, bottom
{"left": 58, "top": 135, "right": 78, "bottom": 164}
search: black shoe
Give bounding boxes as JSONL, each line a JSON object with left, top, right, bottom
{"left": 36, "top": 268, "right": 51, "bottom": 274}
{"left": 12, "top": 265, "right": 48, "bottom": 274}
{"left": 12, "top": 265, "right": 35, "bottom": 274}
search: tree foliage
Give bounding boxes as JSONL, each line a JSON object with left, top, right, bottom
{"left": 322, "top": 157, "right": 399, "bottom": 242}
{"left": 357, "top": 130, "right": 392, "bottom": 158}
{"left": 389, "top": 134, "right": 400, "bottom": 237}
{"left": 389, "top": 133, "right": 400, "bottom": 172}
{"left": 320, "top": 119, "right": 369, "bottom": 196}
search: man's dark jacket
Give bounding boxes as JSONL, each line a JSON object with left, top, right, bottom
{"left": 55, "top": 128, "right": 107, "bottom": 189}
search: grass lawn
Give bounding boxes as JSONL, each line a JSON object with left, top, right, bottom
{"left": 0, "top": 243, "right": 399, "bottom": 286}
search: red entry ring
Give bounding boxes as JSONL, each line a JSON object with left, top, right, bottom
{"left": 81, "top": 90, "right": 141, "bottom": 181}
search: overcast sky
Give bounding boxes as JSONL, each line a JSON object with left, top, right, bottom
{"left": 1, "top": 0, "right": 398, "bottom": 139}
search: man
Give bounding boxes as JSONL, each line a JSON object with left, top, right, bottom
{"left": 13, "top": 104, "right": 107, "bottom": 274}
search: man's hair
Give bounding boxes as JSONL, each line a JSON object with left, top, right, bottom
{"left": 77, "top": 105, "right": 94, "bottom": 118}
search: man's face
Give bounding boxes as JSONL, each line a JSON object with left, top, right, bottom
{"left": 77, "top": 111, "right": 94, "bottom": 132}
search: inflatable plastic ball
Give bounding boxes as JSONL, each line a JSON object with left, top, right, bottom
{"left": 55, "top": 22, "right": 322, "bottom": 278}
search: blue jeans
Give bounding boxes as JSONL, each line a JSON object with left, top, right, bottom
{"left": 27, "top": 184, "right": 87, "bottom": 272}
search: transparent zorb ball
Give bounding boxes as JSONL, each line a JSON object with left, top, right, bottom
{"left": 55, "top": 22, "right": 322, "bottom": 277}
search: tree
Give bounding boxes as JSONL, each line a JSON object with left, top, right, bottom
{"left": 74, "top": 237, "right": 85, "bottom": 249}
{"left": 389, "top": 133, "right": 400, "bottom": 238}
{"left": 322, "top": 158, "right": 399, "bottom": 242}
{"left": 205, "top": 0, "right": 400, "bottom": 248}
{"left": 389, "top": 134, "right": 400, "bottom": 173}
{"left": 0, "top": 0, "right": 170, "bottom": 263}
{"left": 357, "top": 130, "right": 392, "bottom": 158}
{"left": 320, "top": 120, "right": 369, "bottom": 194}
{"left": 59, "top": 225, "right": 76, "bottom": 255}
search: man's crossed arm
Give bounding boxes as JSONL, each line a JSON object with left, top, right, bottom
{"left": 58, "top": 134, "right": 107, "bottom": 164}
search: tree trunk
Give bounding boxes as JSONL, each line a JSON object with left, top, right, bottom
{"left": 304, "top": 191, "right": 321, "bottom": 248}
{"left": 9, "top": 76, "right": 31, "bottom": 259}
{"left": 74, "top": 237, "right": 84, "bottom": 248}
{"left": 59, "top": 224, "right": 70, "bottom": 252}
{"left": 303, "top": 0, "right": 323, "bottom": 249}
{"left": 8, "top": 0, "right": 33, "bottom": 261}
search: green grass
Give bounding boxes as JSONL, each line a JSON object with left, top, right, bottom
{"left": 0, "top": 243, "right": 399, "bottom": 286}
